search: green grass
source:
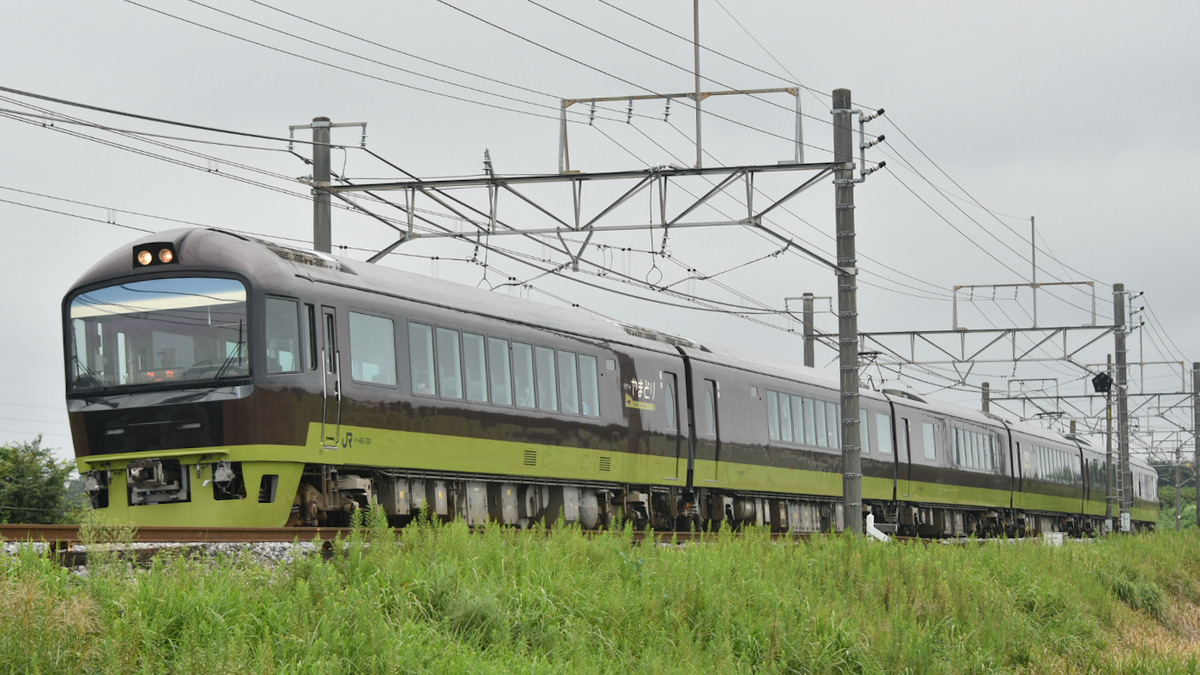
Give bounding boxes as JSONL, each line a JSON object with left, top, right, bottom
{"left": 4, "top": 512, "right": 1200, "bottom": 673}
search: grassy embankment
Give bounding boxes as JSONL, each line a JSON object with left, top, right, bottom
{"left": 3, "top": 513, "right": 1200, "bottom": 674}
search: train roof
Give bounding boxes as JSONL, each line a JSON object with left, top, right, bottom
{"left": 68, "top": 227, "right": 692, "bottom": 357}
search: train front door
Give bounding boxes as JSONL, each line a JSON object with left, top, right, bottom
{"left": 320, "top": 306, "right": 341, "bottom": 449}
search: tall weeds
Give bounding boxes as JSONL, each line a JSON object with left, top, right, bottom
{"left": 2, "top": 515, "right": 1199, "bottom": 673}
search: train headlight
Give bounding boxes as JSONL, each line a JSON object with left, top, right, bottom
{"left": 133, "top": 243, "right": 178, "bottom": 267}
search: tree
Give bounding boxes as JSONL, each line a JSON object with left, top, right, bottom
{"left": 0, "top": 436, "right": 79, "bottom": 524}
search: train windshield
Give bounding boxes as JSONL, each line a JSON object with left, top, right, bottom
{"left": 68, "top": 277, "right": 249, "bottom": 392}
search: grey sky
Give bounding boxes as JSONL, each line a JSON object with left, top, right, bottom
{"left": 3, "top": 1, "right": 1198, "bottom": 464}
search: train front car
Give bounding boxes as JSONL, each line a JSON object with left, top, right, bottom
{"left": 65, "top": 228, "right": 319, "bottom": 527}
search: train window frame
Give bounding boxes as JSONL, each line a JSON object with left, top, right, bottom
{"left": 922, "top": 422, "right": 937, "bottom": 460}
{"left": 779, "top": 392, "right": 794, "bottom": 443}
{"left": 876, "top": 412, "right": 893, "bottom": 454}
{"left": 767, "top": 390, "right": 780, "bottom": 441}
{"left": 305, "top": 304, "right": 318, "bottom": 371}
{"left": 701, "top": 379, "right": 718, "bottom": 438}
{"left": 790, "top": 395, "right": 804, "bottom": 446}
{"left": 663, "top": 372, "right": 678, "bottom": 431}
{"left": 435, "top": 327, "right": 464, "bottom": 400}
{"left": 487, "top": 336, "right": 513, "bottom": 406}
{"left": 859, "top": 408, "right": 871, "bottom": 455}
{"left": 579, "top": 354, "right": 600, "bottom": 417}
{"left": 557, "top": 350, "right": 580, "bottom": 415}
{"left": 408, "top": 322, "right": 436, "bottom": 396}
{"left": 265, "top": 297, "right": 301, "bottom": 374}
{"left": 534, "top": 346, "right": 558, "bottom": 412}
{"left": 348, "top": 311, "right": 398, "bottom": 387}
{"left": 512, "top": 342, "right": 536, "bottom": 409}
{"left": 462, "top": 332, "right": 488, "bottom": 403}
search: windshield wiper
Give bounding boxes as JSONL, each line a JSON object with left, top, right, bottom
{"left": 71, "top": 354, "right": 107, "bottom": 392}
{"left": 213, "top": 320, "right": 246, "bottom": 382}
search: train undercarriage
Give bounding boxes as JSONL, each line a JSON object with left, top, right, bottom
{"left": 285, "top": 463, "right": 1123, "bottom": 537}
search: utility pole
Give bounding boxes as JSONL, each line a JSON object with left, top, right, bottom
{"left": 1177, "top": 441, "right": 1183, "bottom": 531}
{"left": 803, "top": 292, "right": 815, "bottom": 368}
{"left": 312, "top": 116, "right": 332, "bottom": 253}
{"left": 1115, "top": 283, "right": 1131, "bottom": 531}
{"left": 1106, "top": 354, "right": 1114, "bottom": 533}
{"left": 693, "top": 0, "right": 702, "bottom": 169}
{"left": 1031, "top": 217, "right": 1037, "bottom": 328}
{"left": 833, "top": 88, "right": 862, "bottom": 535}
{"left": 1194, "top": 362, "right": 1199, "bottom": 527}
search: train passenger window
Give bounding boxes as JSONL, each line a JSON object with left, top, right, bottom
{"left": 579, "top": 355, "right": 600, "bottom": 417}
{"left": 348, "top": 312, "right": 396, "bottom": 386}
{"left": 767, "top": 391, "right": 780, "bottom": 441}
{"left": 324, "top": 314, "right": 337, "bottom": 374}
{"left": 265, "top": 298, "right": 300, "bottom": 374}
{"left": 813, "top": 400, "right": 828, "bottom": 448}
{"left": 558, "top": 351, "right": 580, "bottom": 414}
{"left": 859, "top": 409, "right": 871, "bottom": 454}
{"left": 512, "top": 343, "right": 536, "bottom": 409}
{"left": 436, "top": 328, "right": 463, "bottom": 400}
{"left": 826, "top": 401, "right": 841, "bottom": 448}
{"left": 791, "top": 396, "right": 804, "bottom": 446}
{"left": 702, "top": 379, "right": 717, "bottom": 437}
{"left": 305, "top": 304, "right": 317, "bottom": 371}
{"left": 534, "top": 346, "right": 558, "bottom": 412}
{"left": 409, "top": 323, "right": 436, "bottom": 395}
{"left": 922, "top": 422, "right": 937, "bottom": 460}
{"left": 876, "top": 413, "right": 893, "bottom": 454}
{"left": 779, "top": 393, "right": 793, "bottom": 443}
{"left": 487, "top": 337, "right": 512, "bottom": 406}
{"left": 663, "top": 373, "right": 678, "bottom": 431}
{"left": 802, "top": 398, "right": 817, "bottom": 446}
{"left": 463, "top": 333, "right": 488, "bottom": 403}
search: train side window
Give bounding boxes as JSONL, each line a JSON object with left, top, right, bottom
{"left": 305, "top": 304, "right": 317, "bottom": 371}
{"left": 534, "top": 346, "right": 558, "bottom": 412}
{"left": 898, "top": 417, "right": 910, "bottom": 458}
{"left": 702, "top": 379, "right": 717, "bottom": 437}
{"left": 512, "top": 343, "right": 536, "bottom": 408}
{"left": 876, "top": 413, "right": 893, "bottom": 454}
{"left": 348, "top": 312, "right": 396, "bottom": 386}
{"left": 579, "top": 355, "right": 600, "bottom": 417}
{"left": 802, "top": 398, "right": 817, "bottom": 446}
{"left": 791, "top": 395, "right": 804, "bottom": 445}
{"left": 487, "top": 337, "right": 512, "bottom": 406}
{"left": 922, "top": 422, "right": 937, "bottom": 460}
{"left": 324, "top": 313, "right": 337, "bottom": 373}
{"left": 557, "top": 351, "right": 580, "bottom": 414}
{"left": 779, "top": 393, "right": 793, "bottom": 443}
{"left": 813, "top": 400, "right": 828, "bottom": 448}
{"left": 463, "top": 332, "right": 488, "bottom": 403}
{"left": 859, "top": 409, "right": 871, "bottom": 454}
{"left": 767, "top": 391, "right": 780, "bottom": 441}
{"left": 825, "top": 401, "right": 840, "bottom": 448}
{"left": 663, "top": 373, "right": 678, "bottom": 431}
{"left": 408, "top": 322, "right": 436, "bottom": 396}
{"left": 265, "top": 297, "right": 300, "bottom": 374}
{"left": 436, "top": 327, "right": 463, "bottom": 400}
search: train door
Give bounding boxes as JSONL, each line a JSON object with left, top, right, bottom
{"left": 1011, "top": 440, "right": 1028, "bottom": 510}
{"left": 895, "top": 414, "right": 913, "bottom": 500}
{"left": 662, "top": 371, "right": 685, "bottom": 483}
{"left": 320, "top": 306, "right": 341, "bottom": 449}
{"left": 701, "top": 379, "right": 720, "bottom": 482}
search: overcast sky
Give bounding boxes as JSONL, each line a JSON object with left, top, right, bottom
{"left": 3, "top": 1, "right": 1199, "bottom": 464}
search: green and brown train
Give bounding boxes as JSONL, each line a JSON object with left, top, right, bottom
{"left": 65, "top": 228, "right": 1158, "bottom": 534}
